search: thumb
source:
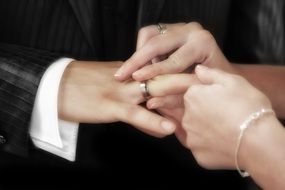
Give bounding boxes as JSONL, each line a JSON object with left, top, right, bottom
{"left": 195, "top": 64, "right": 229, "bottom": 85}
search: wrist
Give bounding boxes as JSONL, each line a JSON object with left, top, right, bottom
{"left": 238, "top": 114, "right": 280, "bottom": 172}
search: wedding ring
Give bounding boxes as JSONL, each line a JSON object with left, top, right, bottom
{"left": 140, "top": 81, "right": 151, "bottom": 99}
{"left": 157, "top": 23, "right": 167, "bottom": 34}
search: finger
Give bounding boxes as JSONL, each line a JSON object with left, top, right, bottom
{"left": 175, "top": 126, "right": 188, "bottom": 148}
{"left": 138, "top": 24, "right": 183, "bottom": 65}
{"left": 157, "top": 107, "right": 184, "bottom": 123}
{"left": 115, "top": 23, "right": 202, "bottom": 81}
{"left": 151, "top": 54, "right": 168, "bottom": 64}
{"left": 195, "top": 64, "right": 232, "bottom": 85}
{"left": 119, "top": 80, "right": 145, "bottom": 105}
{"left": 182, "top": 102, "right": 192, "bottom": 130}
{"left": 147, "top": 74, "right": 200, "bottom": 97}
{"left": 132, "top": 39, "right": 208, "bottom": 81}
{"left": 117, "top": 103, "right": 176, "bottom": 137}
{"left": 136, "top": 25, "right": 159, "bottom": 50}
{"left": 136, "top": 23, "right": 185, "bottom": 50}
{"left": 147, "top": 95, "right": 183, "bottom": 109}
{"left": 115, "top": 31, "right": 186, "bottom": 81}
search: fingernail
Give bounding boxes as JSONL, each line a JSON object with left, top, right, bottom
{"left": 114, "top": 69, "right": 123, "bottom": 78}
{"left": 149, "top": 103, "right": 158, "bottom": 109}
{"left": 161, "top": 121, "right": 175, "bottom": 133}
{"left": 196, "top": 64, "right": 208, "bottom": 71}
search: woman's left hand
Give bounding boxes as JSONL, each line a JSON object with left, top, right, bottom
{"left": 114, "top": 22, "right": 237, "bottom": 81}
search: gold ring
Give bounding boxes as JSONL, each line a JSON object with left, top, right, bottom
{"left": 157, "top": 23, "right": 167, "bottom": 34}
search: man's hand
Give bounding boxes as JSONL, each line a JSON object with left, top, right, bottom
{"left": 58, "top": 61, "right": 176, "bottom": 137}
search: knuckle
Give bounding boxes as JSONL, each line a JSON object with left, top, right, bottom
{"left": 138, "top": 26, "right": 152, "bottom": 38}
{"left": 188, "top": 30, "right": 214, "bottom": 45}
{"left": 123, "top": 104, "right": 138, "bottom": 120}
{"left": 193, "top": 152, "right": 210, "bottom": 169}
{"left": 168, "top": 55, "right": 184, "bottom": 73}
{"left": 197, "top": 30, "right": 215, "bottom": 43}
{"left": 187, "top": 22, "right": 203, "bottom": 30}
{"left": 130, "top": 96, "right": 143, "bottom": 105}
{"left": 145, "top": 37, "right": 160, "bottom": 51}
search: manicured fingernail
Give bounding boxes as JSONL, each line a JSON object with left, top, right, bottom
{"left": 149, "top": 103, "right": 158, "bottom": 109}
{"left": 196, "top": 64, "right": 208, "bottom": 71}
{"left": 161, "top": 121, "right": 175, "bottom": 133}
{"left": 114, "top": 69, "right": 122, "bottom": 77}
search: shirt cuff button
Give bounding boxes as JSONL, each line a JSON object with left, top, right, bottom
{"left": 0, "top": 135, "right": 6, "bottom": 144}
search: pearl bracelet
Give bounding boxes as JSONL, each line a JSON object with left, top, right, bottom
{"left": 235, "top": 108, "right": 275, "bottom": 177}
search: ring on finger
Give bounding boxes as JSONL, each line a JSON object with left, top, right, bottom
{"left": 157, "top": 23, "right": 167, "bottom": 34}
{"left": 140, "top": 81, "right": 151, "bottom": 100}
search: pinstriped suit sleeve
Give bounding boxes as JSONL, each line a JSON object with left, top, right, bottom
{"left": 0, "top": 42, "right": 61, "bottom": 157}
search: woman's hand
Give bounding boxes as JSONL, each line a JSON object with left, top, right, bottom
{"left": 145, "top": 73, "right": 199, "bottom": 124}
{"left": 58, "top": 61, "right": 176, "bottom": 137}
{"left": 181, "top": 65, "right": 272, "bottom": 169}
{"left": 115, "top": 22, "right": 237, "bottom": 82}
{"left": 145, "top": 65, "right": 285, "bottom": 189}
{"left": 143, "top": 73, "right": 199, "bottom": 148}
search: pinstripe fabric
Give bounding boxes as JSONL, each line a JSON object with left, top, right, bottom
{"left": 159, "top": 0, "right": 231, "bottom": 47}
{"left": 0, "top": 43, "right": 59, "bottom": 156}
{"left": 0, "top": 0, "right": 93, "bottom": 157}
{"left": 256, "top": 0, "right": 285, "bottom": 63}
{"left": 0, "top": 0, "right": 233, "bottom": 158}
{"left": 0, "top": 1, "right": 254, "bottom": 189}
{"left": 0, "top": 0, "right": 93, "bottom": 59}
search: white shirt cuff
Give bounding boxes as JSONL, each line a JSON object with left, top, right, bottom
{"left": 29, "top": 58, "right": 79, "bottom": 161}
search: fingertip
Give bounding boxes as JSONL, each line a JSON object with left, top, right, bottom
{"left": 114, "top": 65, "right": 124, "bottom": 78}
{"left": 114, "top": 73, "right": 123, "bottom": 80}
{"left": 114, "top": 73, "right": 130, "bottom": 81}
{"left": 195, "top": 64, "right": 214, "bottom": 84}
{"left": 195, "top": 64, "right": 209, "bottom": 75}
{"left": 114, "top": 61, "right": 135, "bottom": 81}
{"left": 146, "top": 99, "right": 154, "bottom": 109}
{"left": 146, "top": 98, "right": 159, "bottom": 109}
{"left": 161, "top": 120, "right": 176, "bottom": 134}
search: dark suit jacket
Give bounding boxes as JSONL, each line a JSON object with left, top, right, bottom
{"left": 0, "top": 0, "right": 268, "bottom": 189}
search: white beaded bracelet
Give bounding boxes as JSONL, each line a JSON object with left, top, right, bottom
{"left": 235, "top": 108, "right": 275, "bottom": 177}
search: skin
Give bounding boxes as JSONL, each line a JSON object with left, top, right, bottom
{"left": 146, "top": 65, "right": 285, "bottom": 189}
{"left": 57, "top": 61, "right": 177, "bottom": 137}
{"left": 115, "top": 22, "right": 285, "bottom": 119}
{"left": 115, "top": 22, "right": 285, "bottom": 189}
{"left": 184, "top": 65, "right": 285, "bottom": 190}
